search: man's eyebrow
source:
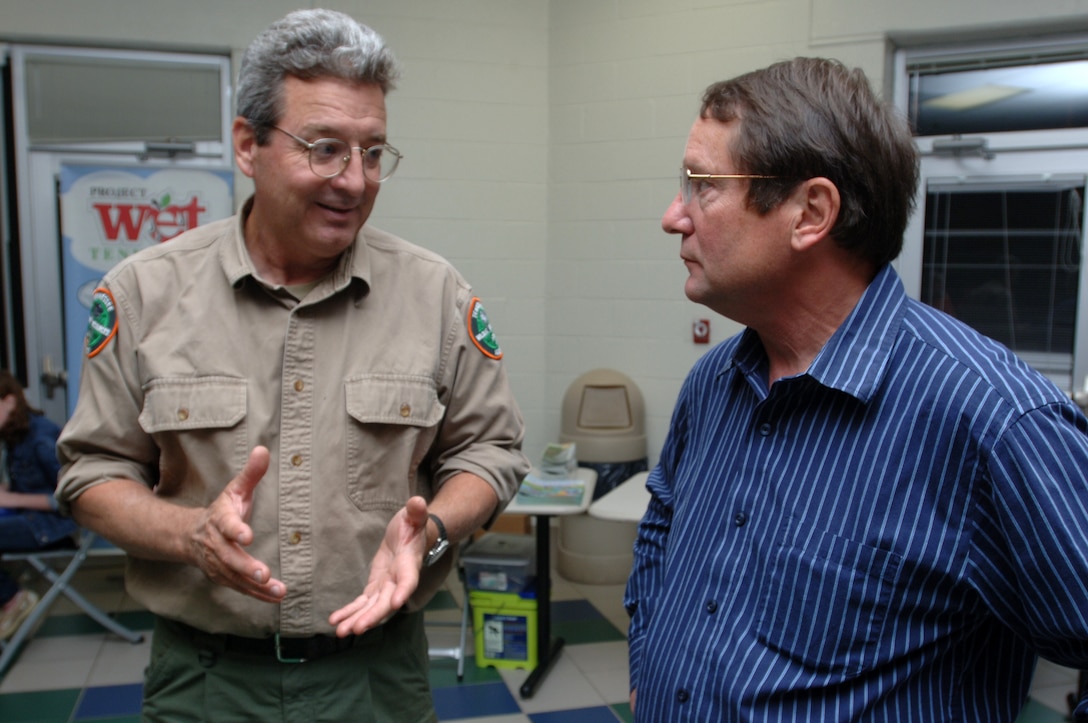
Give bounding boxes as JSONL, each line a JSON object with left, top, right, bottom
{"left": 295, "top": 125, "right": 388, "bottom": 144}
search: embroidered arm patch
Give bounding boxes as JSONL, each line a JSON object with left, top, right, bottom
{"left": 468, "top": 297, "right": 503, "bottom": 360}
{"left": 85, "top": 288, "right": 118, "bottom": 358}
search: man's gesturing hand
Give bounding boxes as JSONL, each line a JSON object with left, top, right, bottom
{"left": 328, "top": 495, "right": 430, "bottom": 637}
{"left": 189, "top": 445, "right": 286, "bottom": 603}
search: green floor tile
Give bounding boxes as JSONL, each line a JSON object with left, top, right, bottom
{"left": 553, "top": 618, "right": 626, "bottom": 645}
{"left": 36, "top": 609, "right": 153, "bottom": 638}
{"left": 1015, "top": 699, "right": 1068, "bottom": 723}
{"left": 0, "top": 687, "right": 80, "bottom": 723}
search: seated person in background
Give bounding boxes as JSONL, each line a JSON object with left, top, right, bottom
{"left": 0, "top": 369, "right": 77, "bottom": 638}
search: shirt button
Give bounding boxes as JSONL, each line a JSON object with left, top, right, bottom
{"left": 294, "top": 379, "right": 305, "bottom": 392}
{"left": 734, "top": 512, "right": 748, "bottom": 527}
{"left": 677, "top": 689, "right": 690, "bottom": 703}
{"left": 177, "top": 408, "right": 189, "bottom": 421}
{"left": 706, "top": 600, "right": 718, "bottom": 614}
{"left": 759, "top": 422, "right": 772, "bottom": 436}
{"left": 400, "top": 404, "right": 411, "bottom": 418}
{"left": 289, "top": 531, "right": 302, "bottom": 545}
{"left": 291, "top": 454, "right": 303, "bottom": 467}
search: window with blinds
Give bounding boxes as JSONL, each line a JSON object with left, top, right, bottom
{"left": 921, "top": 177, "right": 1085, "bottom": 387}
{"left": 896, "top": 35, "right": 1088, "bottom": 393}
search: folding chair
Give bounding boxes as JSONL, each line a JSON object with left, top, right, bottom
{"left": 0, "top": 529, "right": 144, "bottom": 678}
{"left": 427, "top": 585, "right": 471, "bottom": 681}
{"left": 427, "top": 540, "right": 475, "bottom": 682}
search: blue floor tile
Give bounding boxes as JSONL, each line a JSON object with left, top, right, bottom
{"left": 530, "top": 705, "right": 624, "bottom": 722}
{"left": 433, "top": 681, "right": 521, "bottom": 720}
{"left": 552, "top": 599, "right": 604, "bottom": 623}
{"left": 75, "top": 683, "right": 143, "bottom": 720}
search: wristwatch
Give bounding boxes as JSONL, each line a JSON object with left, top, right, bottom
{"left": 423, "top": 513, "right": 450, "bottom": 567}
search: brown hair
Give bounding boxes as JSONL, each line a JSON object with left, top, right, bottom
{"left": 0, "top": 370, "right": 40, "bottom": 441}
{"left": 700, "top": 57, "right": 919, "bottom": 268}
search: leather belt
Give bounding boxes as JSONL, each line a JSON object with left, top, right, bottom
{"left": 162, "top": 617, "right": 376, "bottom": 664}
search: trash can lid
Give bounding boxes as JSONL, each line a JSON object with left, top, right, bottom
{"left": 559, "top": 369, "right": 646, "bottom": 463}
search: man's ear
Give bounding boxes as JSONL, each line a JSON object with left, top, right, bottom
{"left": 233, "top": 117, "right": 257, "bottom": 179}
{"left": 791, "top": 177, "right": 840, "bottom": 252}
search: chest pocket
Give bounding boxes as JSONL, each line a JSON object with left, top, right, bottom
{"left": 756, "top": 526, "right": 903, "bottom": 678}
{"left": 344, "top": 375, "right": 446, "bottom": 511}
{"left": 136, "top": 376, "right": 248, "bottom": 500}
{"left": 139, "top": 376, "right": 247, "bottom": 433}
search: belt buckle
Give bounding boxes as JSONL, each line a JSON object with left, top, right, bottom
{"left": 274, "top": 633, "right": 307, "bottom": 664}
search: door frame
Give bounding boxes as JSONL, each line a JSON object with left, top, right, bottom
{"left": 5, "top": 44, "right": 233, "bottom": 421}
{"left": 893, "top": 43, "right": 1088, "bottom": 394}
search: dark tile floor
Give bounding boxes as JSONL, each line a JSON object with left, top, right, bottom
{"left": 0, "top": 541, "right": 1075, "bottom": 722}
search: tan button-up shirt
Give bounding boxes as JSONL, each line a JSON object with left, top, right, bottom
{"left": 56, "top": 199, "right": 529, "bottom": 637}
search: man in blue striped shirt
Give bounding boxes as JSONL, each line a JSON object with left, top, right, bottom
{"left": 625, "top": 56, "right": 1088, "bottom": 721}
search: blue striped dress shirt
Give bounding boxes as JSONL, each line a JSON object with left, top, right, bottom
{"left": 625, "top": 264, "right": 1088, "bottom": 721}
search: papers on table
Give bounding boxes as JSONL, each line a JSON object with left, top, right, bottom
{"left": 516, "top": 471, "right": 585, "bottom": 506}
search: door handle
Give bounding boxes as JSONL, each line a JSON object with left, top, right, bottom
{"left": 41, "top": 355, "right": 68, "bottom": 400}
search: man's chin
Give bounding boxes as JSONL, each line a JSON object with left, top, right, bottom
{"left": 683, "top": 279, "right": 707, "bottom": 304}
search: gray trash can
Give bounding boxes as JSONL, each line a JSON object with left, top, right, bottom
{"left": 556, "top": 369, "right": 647, "bottom": 584}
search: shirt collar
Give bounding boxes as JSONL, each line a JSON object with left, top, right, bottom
{"left": 729, "top": 264, "right": 906, "bottom": 402}
{"left": 222, "top": 195, "right": 371, "bottom": 299}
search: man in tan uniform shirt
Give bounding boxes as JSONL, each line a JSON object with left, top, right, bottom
{"left": 55, "top": 9, "right": 529, "bottom": 721}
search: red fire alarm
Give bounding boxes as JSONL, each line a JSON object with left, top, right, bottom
{"left": 693, "top": 319, "right": 710, "bottom": 344}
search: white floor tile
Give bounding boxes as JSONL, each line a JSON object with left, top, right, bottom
{"left": 565, "top": 641, "right": 631, "bottom": 704}
{"left": 1033, "top": 659, "right": 1078, "bottom": 688}
{"left": 584, "top": 665, "right": 632, "bottom": 704}
{"left": 497, "top": 650, "right": 609, "bottom": 714}
{"left": 0, "top": 651, "right": 95, "bottom": 692}
{"left": 87, "top": 635, "right": 151, "bottom": 686}
{"left": 563, "top": 640, "right": 629, "bottom": 671}
{"left": 8, "top": 632, "right": 106, "bottom": 664}
{"left": 1032, "top": 683, "right": 1074, "bottom": 714}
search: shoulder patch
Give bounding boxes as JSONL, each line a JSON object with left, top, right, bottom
{"left": 85, "top": 288, "right": 118, "bottom": 358}
{"left": 467, "top": 297, "right": 503, "bottom": 360}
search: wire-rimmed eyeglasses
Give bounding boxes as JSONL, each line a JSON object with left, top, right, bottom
{"left": 273, "top": 126, "right": 403, "bottom": 182}
{"left": 680, "top": 167, "right": 779, "bottom": 204}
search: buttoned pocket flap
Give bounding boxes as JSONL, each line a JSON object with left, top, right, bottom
{"left": 346, "top": 375, "right": 444, "bottom": 427}
{"left": 139, "top": 377, "right": 247, "bottom": 433}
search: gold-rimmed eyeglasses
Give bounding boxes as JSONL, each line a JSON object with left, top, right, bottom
{"left": 273, "top": 126, "right": 403, "bottom": 182}
{"left": 680, "top": 167, "right": 779, "bottom": 204}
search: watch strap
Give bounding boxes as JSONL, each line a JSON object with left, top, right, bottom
{"left": 424, "top": 513, "right": 450, "bottom": 567}
{"left": 427, "top": 513, "right": 447, "bottom": 545}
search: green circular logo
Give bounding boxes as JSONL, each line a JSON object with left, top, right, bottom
{"left": 85, "top": 288, "right": 118, "bottom": 358}
{"left": 469, "top": 298, "right": 502, "bottom": 360}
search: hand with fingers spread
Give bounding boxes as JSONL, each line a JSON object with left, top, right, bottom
{"left": 329, "top": 495, "right": 430, "bottom": 637}
{"left": 189, "top": 445, "right": 286, "bottom": 603}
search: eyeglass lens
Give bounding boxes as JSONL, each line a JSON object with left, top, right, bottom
{"left": 308, "top": 139, "right": 400, "bottom": 181}
{"left": 680, "top": 168, "right": 693, "bottom": 204}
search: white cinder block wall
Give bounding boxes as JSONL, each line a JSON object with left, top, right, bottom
{"left": 544, "top": 0, "right": 1088, "bottom": 468}
{"left": 4, "top": 0, "right": 1088, "bottom": 470}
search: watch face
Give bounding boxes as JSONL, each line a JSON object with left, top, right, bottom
{"left": 425, "top": 538, "right": 451, "bottom": 567}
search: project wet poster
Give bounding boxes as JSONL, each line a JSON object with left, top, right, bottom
{"left": 59, "top": 164, "right": 233, "bottom": 415}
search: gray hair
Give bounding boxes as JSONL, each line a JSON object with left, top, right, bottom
{"left": 236, "top": 8, "right": 401, "bottom": 142}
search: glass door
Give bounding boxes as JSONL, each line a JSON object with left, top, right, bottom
{"left": 899, "top": 150, "right": 1088, "bottom": 394}
{"left": 6, "top": 45, "right": 233, "bottom": 421}
{"left": 895, "top": 39, "right": 1088, "bottom": 395}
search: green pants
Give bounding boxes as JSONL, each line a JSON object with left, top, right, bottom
{"left": 142, "top": 612, "right": 437, "bottom": 723}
